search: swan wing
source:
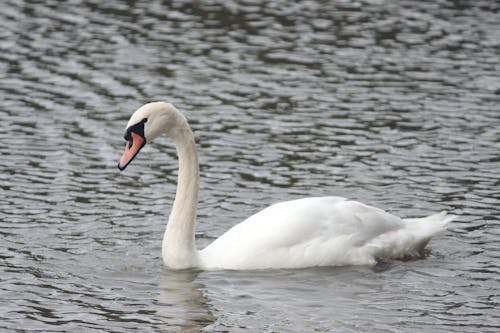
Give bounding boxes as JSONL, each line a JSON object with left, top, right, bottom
{"left": 198, "top": 196, "right": 405, "bottom": 269}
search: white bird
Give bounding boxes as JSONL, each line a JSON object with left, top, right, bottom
{"left": 118, "top": 102, "right": 455, "bottom": 270}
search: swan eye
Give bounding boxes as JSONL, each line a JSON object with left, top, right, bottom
{"left": 123, "top": 120, "right": 146, "bottom": 143}
{"left": 124, "top": 130, "right": 131, "bottom": 141}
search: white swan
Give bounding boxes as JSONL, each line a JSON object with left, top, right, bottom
{"left": 118, "top": 102, "right": 455, "bottom": 270}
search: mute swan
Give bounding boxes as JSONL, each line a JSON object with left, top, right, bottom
{"left": 118, "top": 102, "right": 455, "bottom": 270}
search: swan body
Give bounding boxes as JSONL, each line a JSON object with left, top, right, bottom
{"left": 118, "top": 102, "right": 455, "bottom": 270}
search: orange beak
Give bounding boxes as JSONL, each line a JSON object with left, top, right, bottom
{"left": 118, "top": 131, "right": 146, "bottom": 171}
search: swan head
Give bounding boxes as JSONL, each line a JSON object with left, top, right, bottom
{"left": 118, "top": 102, "right": 183, "bottom": 171}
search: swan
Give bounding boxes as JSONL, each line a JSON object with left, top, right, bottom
{"left": 118, "top": 102, "right": 455, "bottom": 270}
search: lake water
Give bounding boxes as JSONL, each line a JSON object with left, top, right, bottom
{"left": 1, "top": 0, "right": 499, "bottom": 332}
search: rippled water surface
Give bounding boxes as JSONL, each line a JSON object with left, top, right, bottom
{"left": 1, "top": 0, "right": 500, "bottom": 332}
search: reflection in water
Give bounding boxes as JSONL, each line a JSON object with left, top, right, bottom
{"left": 157, "top": 271, "right": 214, "bottom": 333}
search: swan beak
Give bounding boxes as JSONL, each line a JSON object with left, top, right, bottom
{"left": 118, "top": 132, "right": 146, "bottom": 171}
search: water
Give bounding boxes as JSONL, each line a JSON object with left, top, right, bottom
{"left": 1, "top": 0, "right": 499, "bottom": 332}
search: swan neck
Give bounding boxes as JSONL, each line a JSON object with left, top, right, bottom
{"left": 163, "top": 122, "right": 199, "bottom": 269}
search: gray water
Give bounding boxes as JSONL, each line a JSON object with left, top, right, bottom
{"left": 1, "top": 0, "right": 499, "bottom": 332}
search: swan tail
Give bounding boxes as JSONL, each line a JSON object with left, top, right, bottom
{"left": 406, "top": 211, "right": 456, "bottom": 234}
{"left": 402, "top": 211, "right": 456, "bottom": 257}
{"left": 362, "top": 211, "right": 455, "bottom": 262}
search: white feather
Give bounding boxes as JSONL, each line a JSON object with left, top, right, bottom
{"left": 198, "top": 197, "right": 454, "bottom": 270}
